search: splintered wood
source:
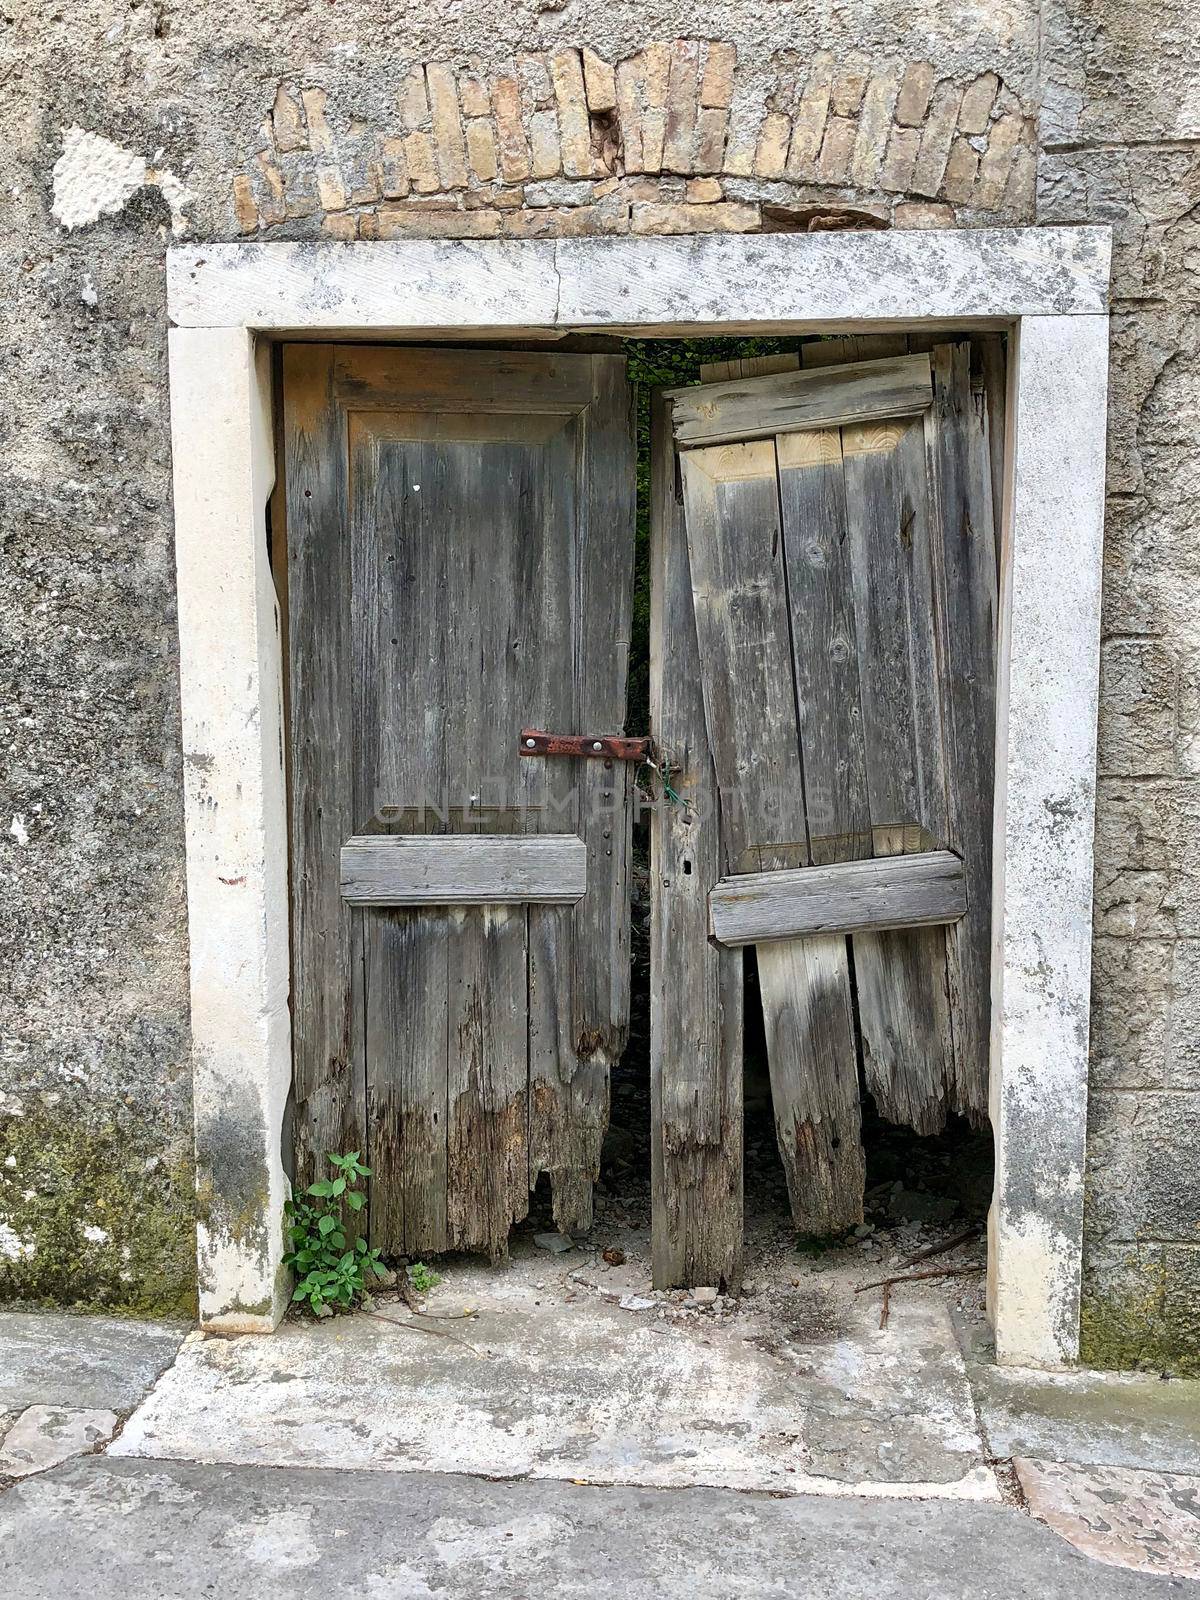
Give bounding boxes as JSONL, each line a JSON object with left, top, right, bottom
{"left": 655, "top": 339, "right": 1000, "bottom": 1262}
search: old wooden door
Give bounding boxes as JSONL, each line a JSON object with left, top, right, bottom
{"left": 283, "top": 346, "right": 635, "bottom": 1258}
{"left": 651, "top": 339, "right": 1001, "bottom": 1288}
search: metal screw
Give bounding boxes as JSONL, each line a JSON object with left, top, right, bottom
{"left": 525, "top": 738, "right": 537, "bottom": 748}
{"left": 592, "top": 741, "right": 603, "bottom": 752}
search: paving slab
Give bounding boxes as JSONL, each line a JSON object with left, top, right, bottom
{"left": 1015, "top": 1458, "right": 1200, "bottom": 1581}
{"left": 111, "top": 1255, "right": 995, "bottom": 1500}
{"left": 0, "top": 1406, "right": 118, "bottom": 1478}
{"left": 0, "top": 1313, "right": 188, "bottom": 1413}
{"left": 0, "top": 1456, "right": 1190, "bottom": 1599}
{"left": 958, "top": 1315, "right": 1200, "bottom": 1473}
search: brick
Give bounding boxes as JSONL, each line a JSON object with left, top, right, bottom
{"left": 694, "top": 108, "right": 728, "bottom": 172}
{"left": 615, "top": 57, "right": 644, "bottom": 171}
{"left": 623, "top": 176, "right": 685, "bottom": 201}
{"left": 519, "top": 51, "right": 552, "bottom": 109}
{"left": 892, "top": 199, "right": 956, "bottom": 227}
{"left": 528, "top": 110, "right": 561, "bottom": 179}
{"left": 315, "top": 165, "right": 347, "bottom": 212}
{"left": 380, "top": 136, "right": 410, "bottom": 198}
{"left": 492, "top": 75, "right": 531, "bottom": 183}
{"left": 643, "top": 41, "right": 672, "bottom": 108}
{"left": 403, "top": 130, "right": 440, "bottom": 193}
{"left": 232, "top": 174, "right": 258, "bottom": 234}
{"left": 343, "top": 131, "right": 382, "bottom": 206}
{"left": 910, "top": 80, "right": 963, "bottom": 197}
{"left": 426, "top": 63, "right": 468, "bottom": 189}
{"left": 662, "top": 39, "right": 700, "bottom": 172}
{"left": 279, "top": 155, "right": 319, "bottom": 217}
{"left": 631, "top": 199, "right": 760, "bottom": 234}
{"left": 641, "top": 110, "right": 667, "bottom": 174}
{"left": 464, "top": 118, "right": 498, "bottom": 184}
{"left": 463, "top": 184, "right": 524, "bottom": 210}
{"left": 459, "top": 75, "right": 491, "bottom": 119}
{"left": 254, "top": 154, "right": 286, "bottom": 225}
{"left": 550, "top": 49, "right": 592, "bottom": 178}
{"left": 321, "top": 211, "right": 358, "bottom": 239}
{"left": 816, "top": 116, "right": 857, "bottom": 185}
{"left": 959, "top": 72, "right": 1000, "bottom": 135}
{"left": 786, "top": 74, "right": 832, "bottom": 181}
{"left": 894, "top": 61, "right": 936, "bottom": 126}
{"left": 503, "top": 202, "right": 629, "bottom": 238}
{"left": 700, "top": 41, "right": 737, "bottom": 109}
{"left": 973, "top": 110, "right": 1024, "bottom": 208}
{"left": 754, "top": 111, "right": 791, "bottom": 179}
{"left": 830, "top": 54, "right": 870, "bottom": 118}
{"left": 398, "top": 70, "right": 429, "bottom": 133}
{"left": 722, "top": 106, "right": 760, "bottom": 176}
{"left": 300, "top": 88, "right": 337, "bottom": 158}
{"left": 361, "top": 203, "right": 503, "bottom": 239}
{"left": 686, "top": 176, "right": 723, "bottom": 202}
{"left": 525, "top": 179, "right": 595, "bottom": 207}
{"left": 271, "top": 87, "right": 307, "bottom": 153}
{"left": 1005, "top": 140, "right": 1037, "bottom": 217}
{"left": 941, "top": 136, "right": 980, "bottom": 203}
{"left": 850, "top": 67, "right": 900, "bottom": 188}
{"left": 582, "top": 47, "right": 617, "bottom": 112}
{"left": 879, "top": 125, "right": 920, "bottom": 192}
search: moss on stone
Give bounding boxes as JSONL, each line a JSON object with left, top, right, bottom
{"left": 1080, "top": 1251, "right": 1200, "bottom": 1378}
{"left": 0, "top": 1101, "right": 197, "bottom": 1319}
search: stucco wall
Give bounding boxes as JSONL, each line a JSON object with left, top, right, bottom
{"left": 0, "top": 0, "right": 1195, "bottom": 1365}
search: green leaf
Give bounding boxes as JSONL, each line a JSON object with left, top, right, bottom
{"left": 346, "top": 1190, "right": 366, "bottom": 1211}
{"left": 291, "top": 1284, "right": 309, "bottom": 1301}
{"left": 307, "top": 1179, "right": 335, "bottom": 1198}
{"left": 331, "top": 1176, "right": 346, "bottom": 1196}
{"left": 317, "top": 1214, "right": 337, "bottom": 1236}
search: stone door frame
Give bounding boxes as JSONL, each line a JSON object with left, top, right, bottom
{"left": 166, "top": 227, "right": 1112, "bottom": 1366}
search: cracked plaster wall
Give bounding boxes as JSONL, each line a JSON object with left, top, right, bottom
{"left": 0, "top": 0, "right": 1196, "bottom": 1365}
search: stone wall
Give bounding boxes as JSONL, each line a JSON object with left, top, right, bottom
{"left": 1, "top": 0, "right": 1197, "bottom": 1367}
{"left": 1037, "top": 0, "right": 1200, "bottom": 1374}
{"left": 229, "top": 44, "right": 1037, "bottom": 239}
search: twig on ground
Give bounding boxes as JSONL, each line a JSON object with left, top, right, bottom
{"left": 856, "top": 1264, "right": 984, "bottom": 1294}
{"left": 366, "top": 1311, "right": 480, "bottom": 1355}
{"left": 879, "top": 1280, "right": 892, "bottom": 1330}
{"left": 900, "top": 1226, "right": 983, "bottom": 1271}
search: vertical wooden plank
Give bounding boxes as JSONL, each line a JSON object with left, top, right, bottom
{"left": 440, "top": 432, "right": 533, "bottom": 1250}
{"left": 926, "top": 342, "right": 999, "bottom": 1124}
{"left": 284, "top": 344, "right": 366, "bottom": 1200}
{"left": 356, "top": 431, "right": 451, "bottom": 1248}
{"left": 526, "top": 404, "right": 593, "bottom": 1234}
{"left": 558, "top": 354, "right": 637, "bottom": 1230}
{"left": 776, "top": 428, "right": 871, "bottom": 866}
{"left": 649, "top": 389, "right": 743, "bottom": 1291}
{"left": 365, "top": 909, "right": 449, "bottom": 1254}
{"left": 681, "top": 438, "right": 863, "bottom": 1234}
{"left": 446, "top": 905, "right": 530, "bottom": 1256}
{"left": 841, "top": 414, "right": 953, "bottom": 1135}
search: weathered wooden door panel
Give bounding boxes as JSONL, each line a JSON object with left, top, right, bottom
{"left": 678, "top": 438, "right": 864, "bottom": 1235}
{"left": 285, "top": 345, "right": 635, "bottom": 1258}
{"left": 655, "top": 340, "right": 1000, "bottom": 1248}
{"left": 648, "top": 391, "right": 743, "bottom": 1293}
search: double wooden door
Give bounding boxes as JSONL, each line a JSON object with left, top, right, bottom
{"left": 282, "top": 337, "right": 1000, "bottom": 1283}
{"left": 283, "top": 346, "right": 634, "bottom": 1257}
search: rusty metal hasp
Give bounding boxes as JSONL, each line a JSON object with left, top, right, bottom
{"left": 519, "top": 728, "right": 652, "bottom": 762}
